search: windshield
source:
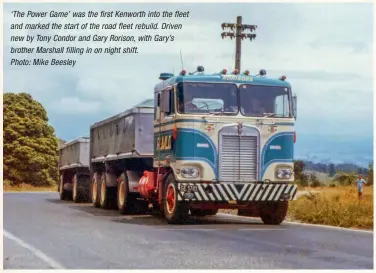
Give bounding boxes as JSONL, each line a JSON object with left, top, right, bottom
{"left": 239, "top": 85, "right": 292, "bottom": 118}
{"left": 177, "top": 82, "right": 238, "bottom": 115}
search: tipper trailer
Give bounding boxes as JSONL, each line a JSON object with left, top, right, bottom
{"left": 58, "top": 66, "right": 298, "bottom": 224}
{"left": 58, "top": 137, "right": 91, "bottom": 202}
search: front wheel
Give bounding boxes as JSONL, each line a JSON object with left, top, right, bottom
{"left": 163, "top": 174, "right": 188, "bottom": 224}
{"left": 259, "top": 201, "right": 288, "bottom": 225}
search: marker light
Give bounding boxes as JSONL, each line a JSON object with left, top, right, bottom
{"left": 159, "top": 73, "right": 174, "bottom": 80}
{"left": 259, "top": 69, "right": 266, "bottom": 76}
{"left": 233, "top": 69, "right": 239, "bottom": 75}
{"left": 173, "top": 126, "right": 178, "bottom": 140}
{"left": 221, "top": 68, "right": 228, "bottom": 74}
{"left": 244, "top": 70, "right": 250, "bottom": 75}
{"left": 280, "top": 75, "right": 286, "bottom": 81}
{"left": 180, "top": 69, "right": 187, "bottom": 76}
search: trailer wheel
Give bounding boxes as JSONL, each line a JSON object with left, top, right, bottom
{"left": 260, "top": 201, "right": 288, "bottom": 225}
{"left": 99, "top": 174, "right": 112, "bottom": 209}
{"left": 59, "top": 174, "right": 70, "bottom": 200}
{"left": 73, "top": 175, "right": 80, "bottom": 203}
{"left": 73, "top": 174, "right": 89, "bottom": 203}
{"left": 191, "top": 208, "right": 218, "bottom": 217}
{"left": 163, "top": 174, "right": 188, "bottom": 224}
{"left": 117, "top": 172, "right": 137, "bottom": 214}
{"left": 117, "top": 172, "right": 148, "bottom": 215}
{"left": 91, "top": 173, "right": 101, "bottom": 208}
{"left": 81, "top": 175, "right": 91, "bottom": 202}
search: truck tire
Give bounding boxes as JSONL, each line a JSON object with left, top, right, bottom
{"left": 59, "top": 174, "right": 70, "bottom": 201}
{"left": 81, "top": 175, "right": 91, "bottom": 202}
{"left": 117, "top": 172, "right": 132, "bottom": 214}
{"left": 191, "top": 208, "right": 218, "bottom": 217}
{"left": 91, "top": 173, "right": 101, "bottom": 208}
{"left": 73, "top": 174, "right": 90, "bottom": 203}
{"left": 260, "top": 201, "right": 288, "bottom": 225}
{"left": 99, "top": 174, "right": 111, "bottom": 209}
{"left": 163, "top": 174, "right": 188, "bottom": 224}
{"left": 72, "top": 175, "right": 80, "bottom": 203}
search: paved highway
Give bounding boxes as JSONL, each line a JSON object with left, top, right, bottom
{"left": 3, "top": 192, "right": 373, "bottom": 269}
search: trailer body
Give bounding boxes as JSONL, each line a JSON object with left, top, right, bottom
{"left": 59, "top": 137, "right": 90, "bottom": 170}
{"left": 58, "top": 137, "right": 91, "bottom": 201}
{"left": 90, "top": 99, "right": 154, "bottom": 162}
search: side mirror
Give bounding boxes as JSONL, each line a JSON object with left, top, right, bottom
{"left": 292, "top": 94, "right": 297, "bottom": 119}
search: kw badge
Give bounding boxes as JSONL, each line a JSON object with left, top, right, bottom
{"left": 268, "top": 125, "right": 277, "bottom": 133}
{"left": 205, "top": 123, "right": 215, "bottom": 132}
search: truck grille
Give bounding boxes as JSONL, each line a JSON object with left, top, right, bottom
{"left": 219, "top": 134, "right": 258, "bottom": 181}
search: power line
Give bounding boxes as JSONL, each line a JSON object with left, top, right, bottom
{"left": 221, "top": 16, "right": 257, "bottom": 71}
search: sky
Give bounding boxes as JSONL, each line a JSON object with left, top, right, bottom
{"left": 3, "top": 2, "right": 374, "bottom": 151}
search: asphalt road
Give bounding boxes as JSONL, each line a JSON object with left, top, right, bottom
{"left": 3, "top": 192, "right": 374, "bottom": 269}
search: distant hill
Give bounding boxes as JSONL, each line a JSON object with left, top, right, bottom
{"left": 301, "top": 160, "right": 369, "bottom": 175}
{"left": 295, "top": 134, "right": 372, "bottom": 168}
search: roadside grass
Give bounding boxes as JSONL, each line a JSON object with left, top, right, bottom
{"left": 288, "top": 186, "right": 373, "bottom": 230}
{"left": 3, "top": 183, "right": 58, "bottom": 192}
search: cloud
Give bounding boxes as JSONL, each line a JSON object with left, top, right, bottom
{"left": 51, "top": 97, "right": 102, "bottom": 115}
{"left": 3, "top": 2, "right": 373, "bottom": 141}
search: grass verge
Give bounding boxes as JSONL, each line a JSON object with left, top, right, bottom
{"left": 3, "top": 183, "right": 58, "bottom": 192}
{"left": 288, "top": 186, "right": 373, "bottom": 230}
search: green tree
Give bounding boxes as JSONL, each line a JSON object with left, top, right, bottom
{"left": 299, "top": 173, "right": 309, "bottom": 187}
{"left": 294, "top": 160, "right": 304, "bottom": 179}
{"left": 294, "top": 160, "right": 308, "bottom": 186}
{"left": 368, "top": 161, "right": 373, "bottom": 186}
{"left": 3, "top": 93, "right": 58, "bottom": 186}
{"left": 333, "top": 172, "right": 357, "bottom": 186}
{"left": 309, "top": 172, "right": 321, "bottom": 188}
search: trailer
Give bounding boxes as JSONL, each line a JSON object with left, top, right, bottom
{"left": 89, "top": 99, "right": 154, "bottom": 212}
{"left": 59, "top": 66, "right": 299, "bottom": 225}
{"left": 58, "top": 137, "right": 91, "bottom": 202}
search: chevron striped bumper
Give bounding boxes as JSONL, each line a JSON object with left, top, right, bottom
{"left": 176, "top": 182, "right": 298, "bottom": 202}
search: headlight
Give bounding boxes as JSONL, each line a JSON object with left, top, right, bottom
{"left": 180, "top": 167, "right": 200, "bottom": 178}
{"left": 275, "top": 168, "right": 293, "bottom": 179}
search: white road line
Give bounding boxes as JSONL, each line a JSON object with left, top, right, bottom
{"left": 216, "top": 213, "right": 374, "bottom": 234}
{"left": 285, "top": 220, "right": 374, "bottom": 234}
{"left": 4, "top": 230, "right": 65, "bottom": 269}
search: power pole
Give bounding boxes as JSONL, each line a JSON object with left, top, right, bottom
{"left": 221, "top": 16, "right": 257, "bottom": 71}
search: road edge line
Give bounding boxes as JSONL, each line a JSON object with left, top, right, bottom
{"left": 216, "top": 213, "right": 374, "bottom": 234}
{"left": 4, "top": 230, "right": 65, "bottom": 269}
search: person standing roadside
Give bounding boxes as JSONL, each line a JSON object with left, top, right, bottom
{"left": 357, "top": 175, "right": 367, "bottom": 200}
